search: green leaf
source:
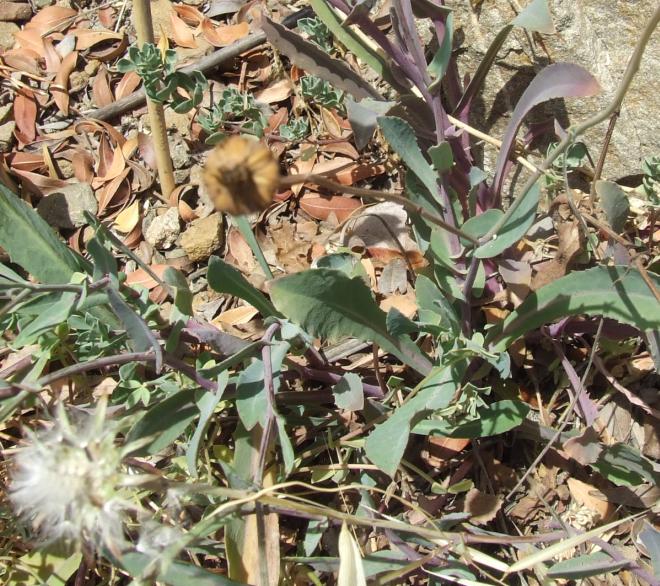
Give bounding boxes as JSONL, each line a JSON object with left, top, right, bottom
{"left": 412, "top": 400, "right": 530, "bottom": 438}
{"left": 511, "top": 0, "right": 554, "bottom": 33}
{"left": 164, "top": 267, "right": 193, "bottom": 316}
{"left": 0, "top": 183, "right": 90, "bottom": 283}
{"left": 547, "top": 552, "right": 628, "bottom": 580}
{"left": 592, "top": 443, "right": 659, "bottom": 487}
{"left": 207, "top": 256, "right": 279, "bottom": 318}
{"left": 428, "top": 141, "right": 454, "bottom": 173}
{"left": 461, "top": 209, "right": 502, "bottom": 244}
{"left": 595, "top": 180, "right": 630, "bottom": 233}
{"left": 475, "top": 182, "right": 540, "bottom": 258}
{"left": 346, "top": 98, "right": 395, "bottom": 150}
{"left": 270, "top": 268, "right": 432, "bottom": 375}
{"left": 187, "top": 370, "right": 229, "bottom": 477}
{"left": 106, "top": 287, "right": 163, "bottom": 372}
{"left": 428, "top": 13, "right": 454, "bottom": 87}
{"left": 7, "top": 545, "right": 81, "bottom": 586}
{"left": 117, "top": 551, "right": 243, "bottom": 586}
{"left": 12, "top": 291, "right": 77, "bottom": 347}
{"left": 276, "top": 413, "right": 295, "bottom": 476}
{"left": 377, "top": 117, "right": 438, "bottom": 203}
{"left": 333, "top": 372, "right": 364, "bottom": 411}
{"left": 487, "top": 266, "right": 660, "bottom": 351}
{"left": 127, "top": 390, "right": 198, "bottom": 455}
{"left": 365, "top": 361, "right": 464, "bottom": 476}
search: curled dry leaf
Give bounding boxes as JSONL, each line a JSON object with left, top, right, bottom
{"left": 300, "top": 193, "right": 361, "bottom": 223}
{"left": 203, "top": 136, "right": 280, "bottom": 215}
{"left": 567, "top": 478, "right": 615, "bottom": 522}
{"left": 52, "top": 51, "right": 78, "bottom": 115}
{"left": 214, "top": 305, "right": 259, "bottom": 327}
{"left": 115, "top": 71, "right": 141, "bottom": 101}
{"left": 92, "top": 66, "right": 114, "bottom": 108}
{"left": 13, "top": 90, "right": 38, "bottom": 145}
{"left": 26, "top": 6, "right": 77, "bottom": 35}
{"left": 256, "top": 78, "right": 293, "bottom": 104}
{"left": 173, "top": 4, "right": 205, "bottom": 26}
{"left": 113, "top": 200, "right": 140, "bottom": 233}
{"left": 170, "top": 11, "right": 197, "bottom": 49}
{"left": 14, "top": 29, "right": 46, "bottom": 57}
{"left": 73, "top": 29, "right": 125, "bottom": 51}
{"left": 202, "top": 19, "right": 249, "bottom": 47}
{"left": 97, "top": 170, "right": 131, "bottom": 214}
{"left": 125, "top": 264, "right": 169, "bottom": 290}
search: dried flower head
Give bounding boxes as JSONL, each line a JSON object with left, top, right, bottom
{"left": 203, "top": 135, "right": 280, "bottom": 215}
{"left": 8, "top": 401, "right": 138, "bottom": 554}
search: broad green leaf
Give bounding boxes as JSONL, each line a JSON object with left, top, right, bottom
{"left": 595, "top": 180, "right": 630, "bottom": 233}
{"left": 12, "top": 291, "right": 77, "bottom": 347}
{"left": 207, "top": 256, "right": 279, "bottom": 318}
{"left": 127, "top": 390, "right": 198, "bottom": 455}
{"left": 547, "top": 552, "right": 628, "bottom": 580}
{"left": 412, "top": 400, "right": 529, "bottom": 438}
{"left": 0, "top": 184, "right": 90, "bottom": 283}
{"left": 592, "top": 442, "right": 659, "bottom": 487}
{"left": 338, "top": 522, "right": 367, "bottom": 586}
{"left": 236, "top": 341, "right": 289, "bottom": 431}
{"left": 333, "top": 372, "right": 364, "bottom": 411}
{"left": 106, "top": 287, "right": 163, "bottom": 372}
{"left": 487, "top": 266, "right": 660, "bottom": 351}
{"left": 377, "top": 117, "right": 438, "bottom": 202}
{"left": 6, "top": 545, "right": 81, "bottom": 586}
{"left": 511, "top": 0, "right": 553, "bottom": 32}
{"left": 415, "top": 273, "right": 460, "bottom": 334}
{"left": 187, "top": 370, "right": 229, "bottom": 477}
{"left": 461, "top": 209, "right": 502, "bottom": 244}
{"left": 475, "top": 182, "right": 540, "bottom": 258}
{"left": 270, "top": 268, "right": 432, "bottom": 375}
{"left": 365, "top": 360, "right": 464, "bottom": 476}
{"left": 428, "top": 141, "right": 454, "bottom": 173}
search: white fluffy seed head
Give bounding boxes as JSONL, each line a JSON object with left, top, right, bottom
{"left": 9, "top": 403, "right": 132, "bottom": 554}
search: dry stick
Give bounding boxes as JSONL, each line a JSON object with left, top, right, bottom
{"left": 589, "top": 108, "right": 620, "bottom": 205}
{"left": 132, "top": 0, "right": 176, "bottom": 199}
{"left": 86, "top": 8, "right": 313, "bottom": 122}
{"left": 280, "top": 173, "right": 479, "bottom": 244}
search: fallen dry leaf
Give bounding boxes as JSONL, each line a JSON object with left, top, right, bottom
{"left": 464, "top": 489, "right": 502, "bottom": 525}
{"left": 26, "top": 5, "right": 77, "bottom": 35}
{"left": 214, "top": 305, "right": 259, "bottom": 326}
{"left": 299, "top": 193, "right": 361, "bottom": 223}
{"left": 202, "top": 19, "right": 249, "bottom": 47}
{"left": 170, "top": 11, "right": 197, "bottom": 48}
{"left": 125, "top": 264, "right": 169, "bottom": 290}
{"left": 567, "top": 478, "right": 615, "bottom": 522}
{"left": 256, "top": 78, "right": 293, "bottom": 104}
{"left": 113, "top": 200, "right": 140, "bottom": 233}
{"left": 52, "top": 51, "right": 78, "bottom": 115}
{"left": 92, "top": 66, "right": 114, "bottom": 108}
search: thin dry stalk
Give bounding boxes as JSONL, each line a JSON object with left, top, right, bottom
{"left": 131, "top": 0, "right": 176, "bottom": 199}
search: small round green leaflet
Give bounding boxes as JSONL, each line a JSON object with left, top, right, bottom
{"left": 474, "top": 182, "right": 540, "bottom": 258}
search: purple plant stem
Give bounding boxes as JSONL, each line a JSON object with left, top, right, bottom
{"left": 590, "top": 537, "right": 659, "bottom": 586}
{"left": 288, "top": 364, "right": 384, "bottom": 399}
{"left": 547, "top": 337, "right": 599, "bottom": 426}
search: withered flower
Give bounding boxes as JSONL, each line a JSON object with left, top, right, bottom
{"left": 203, "top": 135, "right": 280, "bottom": 215}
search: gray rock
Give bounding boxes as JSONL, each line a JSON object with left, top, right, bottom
{"left": 446, "top": 0, "right": 659, "bottom": 180}
{"left": 0, "top": 21, "right": 18, "bottom": 50}
{"left": 144, "top": 206, "right": 181, "bottom": 249}
{"left": 180, "top": 212, "right": 224, "bottom": 262}
{"left": 0, "top": 2, "right": 31, "bottom": 22}
{"left": 37, "top": 183, "right": 98, "bottom": 229}
{"left": 0, "top": 120, "right": 15, "bottom": 152}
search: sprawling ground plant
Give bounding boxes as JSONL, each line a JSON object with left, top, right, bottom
{"left": 1, "top": 1, "right": 659, "bottom": 584}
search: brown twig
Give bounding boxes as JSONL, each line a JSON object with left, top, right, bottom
{"left": 589, "top": 108, "right": 620, "bottom": 205}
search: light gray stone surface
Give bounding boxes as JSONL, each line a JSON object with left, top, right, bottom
{"left": 446, "top": 0, "right": 659, "bottom": 180}
{"left": 37, "top": 183, "right": 98, "bottom": 229}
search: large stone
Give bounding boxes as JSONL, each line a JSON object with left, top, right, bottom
{"left": 0, "top": 2, "right": 31, "bottom": 22}
{"left": 180, "top": 212, "right": 224, "bottom": 262}
{"left": 144, "top": 206, "right": 181, "bottom": 249}
{"left": 0, "top": 120, "right": 15, "bottom": 152}
{"left": 446, "top": 0, "right": 659, "bottom": 180}
{"left": 0, "top": 21, "right": 18, "bottom": 50}
{"left": 37, "top": 183, "right": 98, "bottom": 229}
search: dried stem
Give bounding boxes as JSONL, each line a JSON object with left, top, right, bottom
{"left": 131, "top": 0, "right": 176, "bottom": 199}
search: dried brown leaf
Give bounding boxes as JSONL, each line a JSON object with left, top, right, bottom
{"left": 52, "top": 50, "right": 78, "bottom": 115}
{"left": 300, "top": 194, "right": 361, "bottom": 223}
{"left": 201, "top": 19, "right": 249, "bottom": 47}
{"left": 464, "top": 489, "right": 502, "bottom": 525}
